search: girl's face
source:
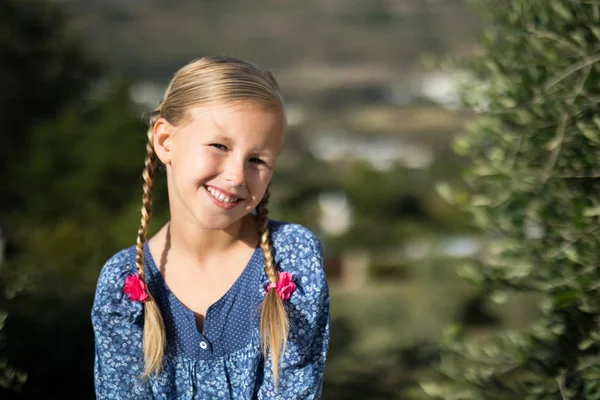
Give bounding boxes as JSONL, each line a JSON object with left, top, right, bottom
{"left": 155, "top": 102, "right": 285, "bottom": 231}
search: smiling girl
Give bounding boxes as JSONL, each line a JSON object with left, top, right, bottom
{"left": 91, "top": 57, "right": 330, "bottom": 399}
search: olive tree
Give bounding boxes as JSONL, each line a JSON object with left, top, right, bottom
{"left": 425, "top": 1, "right": 600, "bottom": 399}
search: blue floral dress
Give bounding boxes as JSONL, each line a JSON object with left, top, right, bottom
{"left": 92, "top": 220, "right": 330, "bottom": 399}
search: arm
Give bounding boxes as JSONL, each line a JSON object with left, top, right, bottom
{"left": 91, "top": 254, "right": 153, "bottom": 399}
{"left": 258, "top": 228, "right": 331, "bottom": 399}
{"left": 279, "top": 282, "right": 330, "bottom": 399}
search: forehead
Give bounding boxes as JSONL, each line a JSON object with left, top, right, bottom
{"left": 182, "top": 102, "right": 285, "bottom": 148}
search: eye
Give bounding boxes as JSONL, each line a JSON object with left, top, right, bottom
{"left": 210, "top": 143, "right": 228, "bottom": 151}
{"left": 249, "top": 157, "right": 266, "bottom": 165}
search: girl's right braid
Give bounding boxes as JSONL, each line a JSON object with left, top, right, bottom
{"left": 257, "top": 187, "right": 289, "bottom": 387}
{"left": 257, "top": 188, "right": 277, "bottom": 283}
{"left": 136, "top": 110, "right": 166, "bottom": 377}
{"left": 135, "top": 121, "right": 157, "bottom": 279}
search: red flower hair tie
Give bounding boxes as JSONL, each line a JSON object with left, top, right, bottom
{"left": 265, "top": 271, "right": 296, "bottom": 301}
{"left": 123, "top": 274, "right": 149, "bottom": 303}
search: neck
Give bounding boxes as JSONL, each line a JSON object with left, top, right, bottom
{"left": 164, "top": 213, "right": 258, "bottom": 264}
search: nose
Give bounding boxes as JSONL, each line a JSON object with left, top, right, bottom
{"left": 223, "top": 156, "right": 246, "bottom": 187}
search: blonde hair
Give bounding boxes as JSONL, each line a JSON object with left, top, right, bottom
{"left": 134, "top": 57, "right": 288, "bottom": 384}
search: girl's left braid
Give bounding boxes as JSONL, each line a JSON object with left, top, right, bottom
{"left": 257, "top": 187, "right": 289, "bottom": 386}
{"left": 136, "top": 109, "right": 166, "bottom": 377}
{"left": 258, "top": 188, "right": 277, "bottom": 284}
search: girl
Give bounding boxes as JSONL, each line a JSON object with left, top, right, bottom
{"left": 91, "top": 57, "right": 330, "bottom": 399}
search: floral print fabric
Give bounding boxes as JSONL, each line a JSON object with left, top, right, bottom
{"left": 92, "top": 220, "right": 330, "bottom": 399}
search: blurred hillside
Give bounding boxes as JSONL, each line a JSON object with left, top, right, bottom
{"left": 62, "top": 0, "right": 482, "bottom": 80}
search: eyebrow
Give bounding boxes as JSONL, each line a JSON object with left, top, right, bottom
{"left": 211, "top": 134, "right": 276, "bottom": 157}
{"left": 208, "top": 111, "right": 280, "bottom": 155}
{"left": 212, "top": 134, "right": 234, "bottom": 146}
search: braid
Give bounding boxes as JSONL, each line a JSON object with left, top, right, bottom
{"left": 135, "top": 126, "right": 157, "bottom": 279}
{"left": 258, "top": 187, "right": 289, "bottom": 388}
{"left": 258, "top": 188, "right": 277, "bottom": 283}
{"left": 135, "top": 111, "right": 166, "bottom": 377}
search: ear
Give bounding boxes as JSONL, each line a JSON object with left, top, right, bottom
{"left": 153, "top": 118, "right": 174, "bottom": 165}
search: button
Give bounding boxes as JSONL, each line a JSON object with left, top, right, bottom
{"left": 200, "top": 341, "right": 208, "bottom": 350}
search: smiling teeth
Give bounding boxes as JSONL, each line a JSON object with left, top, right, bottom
{"left": 207, "top": 187, "right": 239, "bottom": 203}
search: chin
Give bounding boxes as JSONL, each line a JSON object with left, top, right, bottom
{"left": 196, "top": 211, "right": 250, "bottom": 231}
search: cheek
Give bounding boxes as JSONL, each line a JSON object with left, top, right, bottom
{"left": 247, "top": 169, "right": 273, "bottom": 200}
{"left": 194, "top": 150, "right": 221, "bottom": 174}
{"left": 174, "top": 148, "right": 220, "bottom": 185}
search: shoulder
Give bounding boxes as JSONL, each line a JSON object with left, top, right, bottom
{"left": 96, "top": 246, "right": 138, "bottom": 296}
{"left": 268, "top": 220, "right": 327, "bottom": 288}
{"left": 268, "top": 220, "right": 323, "bottom": 259}
{"left": 92, "top": 246, "right": 141, "bottom": 316}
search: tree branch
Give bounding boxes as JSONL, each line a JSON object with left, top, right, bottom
{"left": 545, "top": 224, "right": 600, "bottom": 259}
{"left": 541, "top": 65, "right": 591, "bottom": 183}
{"left": 556, "top": 172, "right": 600, "bottom": 179}
{"left": 567, "top": 0, "right": 600, "bottom": 5}
{"left": 556, "top": 372, "right": 568, "bottom": 400}
{"left": 527, "top": 25, "right": 588, "bottom": 58}
{"left": 545, "top": 54, "right": 600, "bottom": 90}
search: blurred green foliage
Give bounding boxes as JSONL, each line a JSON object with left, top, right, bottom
{"left": 0, "top": 0, "right": 100, "bottom": 217}
{"left": 422, "top": 1, "right": 600, "bottom": 398}
{"left": 0, "top": 0, "right": 93, "bottom": 392}
{"left": 0, "top": 0, "right": 162, "bottom": 397}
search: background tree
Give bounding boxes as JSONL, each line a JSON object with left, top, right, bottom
{"left": 0, "top": 0, "right": 99, "bottom": 216}
{"left": 424, "top": 1, "right": 600, "bottom": 398}
{"left": 0, "top": 0, "right": 94, "bottom": 392}
{"left": 0, "top": 0, "right": 157, "bottom": 398}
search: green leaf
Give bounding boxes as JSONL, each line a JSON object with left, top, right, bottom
{"left": 487, "top": 148, "right": 505, "bottom": 162}
{"left": 583, "top": 206, "right": 600, "bottom": 217}
{"left": 499, "top": 97, "right": 517, "bottom": 108}
{"left": 552, "top": 2, "right": 573, "bottom": 21}
{"left": 471, "top": 164, "right": 495, "bottom": 176}
{"left": 507, "top": 262, "right": 533, "bottom": 279}
{"left": 471, "top": 195, "right": 491, "bottom": 206}
{"left": 491, "top": 291, "right": 509, "bottom": 304}
{"left": 420, "top": 382, "right": 445, "bottom": 397}
{"left": 579, "top": 338, "right": 595, "bottom": 351}
{"left": 457, "top": 263, "right": 484, "bottom": 285}
{"left": 563, "top": 247, "right": 580, "bottom": 263}
{"left": 552, "top": 323, "right": 566, "bottom": 335}
{"left": 435, "top": 181, "right": 454, "bottom": 204}
{"left": 580, "top": 303, "right": 595, "bottom": 313}
{"left": 590, "top": 26, "right": 600, "bottom": 41}
{"left": 0, "top": 311, "right": 7, "bottom": 330}
{"left": 452, "top": 136, "right": 471, "bottom": 156}
{"left": 578, "top": 122, "right": 600, "bottom": 144}
{"left": 516, "top": 109, "right": 534, "bottom": 124}
{"left": 528, "top": 37, "right": 546, "bottom": 54}
{"left": 571, "top": 30, "right": 586, "bottom": 48}
{"left": 582, "top": 129, "right": 600, "bottom": 144}
{"left": 546, "top": 133, "right": 563, "bottom": 150}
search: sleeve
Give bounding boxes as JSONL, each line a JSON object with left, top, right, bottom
{"left": 257, "top": 227, "right": 331, "bottom": 400}
{"left": 91, "top": 252, "right": 154, "bottom": 399}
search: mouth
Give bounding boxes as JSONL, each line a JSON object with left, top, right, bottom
{"left": 204, "top": 185, "right": 244, "bottom": 208}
